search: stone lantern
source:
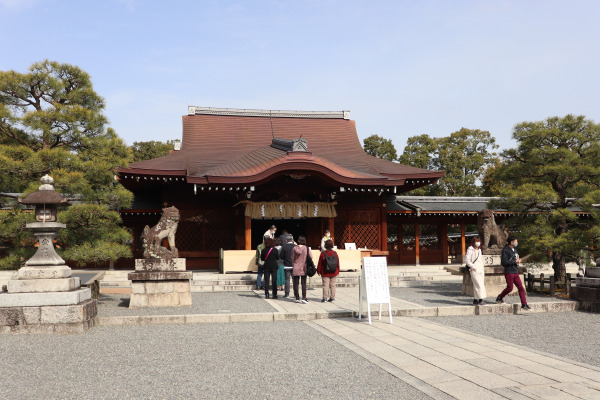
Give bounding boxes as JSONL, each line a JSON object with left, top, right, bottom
{"left": 18, "top": 174, "right": 70, "bottom": 267}
{"left": 0, "top": 175, "right": 97, "bottom": 334}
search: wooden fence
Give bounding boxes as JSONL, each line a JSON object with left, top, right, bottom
{"left": 524, "top": 273, "right": 576, "bottom": 296}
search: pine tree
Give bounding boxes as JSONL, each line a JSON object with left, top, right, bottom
{"left": 491, "top": 115, "right": 600, "bottom": 282}
{"left": 0, "top": 60, "right": 133, "bottom": 269}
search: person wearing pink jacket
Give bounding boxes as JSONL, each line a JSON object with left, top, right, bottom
{"left": 291, "top": 235, "right": 311, "bottom": 304}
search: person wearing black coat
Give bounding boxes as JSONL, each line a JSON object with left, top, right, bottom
{"left": 496, "top": 236, "right": 530, "bottom": 310}
{"left": 260, "top": 237, "right": 280, "bottom": 299}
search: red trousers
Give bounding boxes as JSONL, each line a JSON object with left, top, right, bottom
{"left": 498, "top": 273, "right": 527, "bottom": 305}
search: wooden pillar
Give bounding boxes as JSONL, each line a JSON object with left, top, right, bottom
{"left": 328, "top": 217, "right": 335, "bottom": 242}
{"left": 244, "top": 216, "right": 252, "bottom": 250}
{"left": 380, "top": 205, "right": 388, "bottom": 252}
{"left": 415, "top": 224, "right": 420, "bottom": 266}
{"left": 459, "top": 222, "right": 466, "bottom": 263}
{"left": 440, "top": 224, "right": 448, "bottom": 264}
{"left": 398, "top": 224, "right": 404, "bottom": 264}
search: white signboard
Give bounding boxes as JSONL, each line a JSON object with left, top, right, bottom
{"left": 359, "top": 257, "right": 392, "bottom": 325}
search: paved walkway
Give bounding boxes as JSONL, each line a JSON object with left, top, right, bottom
{"left": 308, "top": 317, "right": 600, "bottom": 399}
{"left": 91, "top": 283, "right": 600, "bottom": 399}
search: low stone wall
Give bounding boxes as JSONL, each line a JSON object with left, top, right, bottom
{"left": 0, "top": 298, "right": 97, "bottom": 334}
{"left": 571, "top": 277, "right": 600, "bottom": 312}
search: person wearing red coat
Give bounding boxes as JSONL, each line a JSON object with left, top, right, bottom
{"left": 317, "top": 239, "right": 340, "bottom": 302}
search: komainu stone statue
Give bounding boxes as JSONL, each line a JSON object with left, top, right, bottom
{"left": 477, "top": 209, "right": 508, "bottom": 253}
{"left": 141, "top": 206, "right": 180, "bottom": 259}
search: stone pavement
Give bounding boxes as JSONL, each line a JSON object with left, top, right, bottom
{"left": 90, "top": 283, "right": 600, "bottom": 399}
{"left": 308, "top": 317, "right": 600, "bottom": 399}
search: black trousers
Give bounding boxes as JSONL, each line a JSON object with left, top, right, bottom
{"left": 263, "top": 268, "right": 278, "bottom": 297}
{"left": 293, "top": 275, "right": 307, "bottom": 300}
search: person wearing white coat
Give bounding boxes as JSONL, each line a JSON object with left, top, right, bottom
{"left": 466, "top": 236, "right": 486, "bottom": 305}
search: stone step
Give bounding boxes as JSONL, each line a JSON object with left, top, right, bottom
{"left": 99, "top": 281, "right": 131, "bottom": 288}
{"left": 99, "top": 268, "right": 457, "bottom": 291}
{"left": 190, "top": 277, "right": 460, "bottom": 291}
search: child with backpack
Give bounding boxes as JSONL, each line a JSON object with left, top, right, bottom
{"left": 317, "top": 239, "right": 340, "bottom": 302}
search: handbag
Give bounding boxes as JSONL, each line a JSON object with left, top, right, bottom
{"left": 465, "top": 250, "right": 480, "bottom": 272}
{"left": 306, "top": 254, "right": 317, "bottom": 277}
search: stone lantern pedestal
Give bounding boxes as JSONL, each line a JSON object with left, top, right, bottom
{"left": 0, "top": 175, "right": 97, "bottom": 334}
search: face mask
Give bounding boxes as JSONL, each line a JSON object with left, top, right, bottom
{"left": 474, "top": 242, "right": 480, "bottom": 247}
{"left": 513, "top": 242, "right": 518, "bottom": 247}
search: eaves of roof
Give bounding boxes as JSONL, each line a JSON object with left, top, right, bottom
{"left": 118, "top": 112, "right": 445, "bottom": 187}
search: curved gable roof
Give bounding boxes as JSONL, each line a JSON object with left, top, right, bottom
{"left": 120, "top": 108, "right": 444, "bottom": 187}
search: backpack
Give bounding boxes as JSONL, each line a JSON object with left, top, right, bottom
{"left": 324, "top": 252, "right": 338, "bottom": 274}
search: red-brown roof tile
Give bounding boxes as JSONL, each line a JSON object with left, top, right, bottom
{"left": 120, "top": 112, "right": 444, "bottom": 187}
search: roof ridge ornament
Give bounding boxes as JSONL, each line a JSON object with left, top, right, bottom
{"left": 271, "top": 137, "right": 308, "bottom": 152}
{"left": 188, "top": 106, "right": 350, "bottom": 120}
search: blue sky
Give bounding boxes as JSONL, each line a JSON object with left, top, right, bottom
{"left": 1, "top": 0, "right": 599, "bottom": 152}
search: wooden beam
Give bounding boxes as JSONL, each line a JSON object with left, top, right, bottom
{"left": 441, "top": 223, "right": 448, "bottom": 265}
{"left": 460, "top": 222, "right": 466, "bottom": 263}
{"left": 415, "top": 224, "right": 420, "bottom": 266}
{"left": 245, "top": 216, "right": 252, "bottom": 250}
{"left": 380, "top": 205, "right": 388, "bottom": 252}
{"left": 328, "top": 217, "right": 335, "bottom": 245}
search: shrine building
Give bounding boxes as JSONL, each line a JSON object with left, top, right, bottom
{"left": 117, "top": 106, "right": 447, "bottom": 270}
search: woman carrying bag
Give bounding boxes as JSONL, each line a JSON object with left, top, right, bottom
{"left": 466, "top": 236, "right": 486, "bottom": 305}
{"left": 317, "top": 239, "right": 340, "bottom": 302}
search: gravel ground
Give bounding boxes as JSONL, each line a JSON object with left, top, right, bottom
{"left": 97, "top": 292, "right": 277, "bottom": 316}
{"left": 0, "top": 321, "right": 431, "bottom": 400}
{"left": 430, "top": 311, "right": 600, "bottom": 368}
{"left": 389, "top": 282, "right": 571, "bottom": 307}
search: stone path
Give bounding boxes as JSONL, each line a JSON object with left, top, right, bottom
{"left": 308, "top": 317, "right": 600, "bottom": 399}
{"left": 91, "top": 282, "right": 600, "bottom": 399}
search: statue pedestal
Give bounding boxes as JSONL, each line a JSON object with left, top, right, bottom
{"left": 571, "top": 268, "right": 600, "bottom": 311}
{"left": 0, "top": 265, "right": 97, "bottom": 334}
{"left": 128, "top": 258, "right": 192, "bottom": 308}
{"left": 461, "top": 265, "right": 528, "bottom": 298}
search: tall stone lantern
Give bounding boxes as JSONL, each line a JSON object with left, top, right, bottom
{"left": 0, "top": 175, "right": 97, "bottom": 334}
{"left": 19, "top": 174, "right": 70, "bottom": 269}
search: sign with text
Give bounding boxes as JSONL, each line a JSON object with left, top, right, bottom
{"left": 359, "top": 257, "right": 392, "bottom": 325}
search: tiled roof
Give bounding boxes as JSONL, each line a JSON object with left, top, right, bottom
{"left": 120, "top": 110, "right": 444, "bottom": 186}
{"left": 387, "top": 196, "right": 585, "bottom": 214}
{"left": 388, "top": 196, "right": 500, "bottom": 212}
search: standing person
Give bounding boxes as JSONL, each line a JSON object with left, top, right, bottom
{"left": 263, "top": 224, "right": 277, "bottom": 240}
{"left": 466, "top": 236, "right": 486, "bottom": 305}
{"left": 274, "top": 237, "right": 285, "bottom": 290}
{"left": 496, "top": 236, "right": 531, "bottom": 310}
{"left": 292, "top": 235, "right": 311, "bottom": 304}
{"left": 279, "top": 234, "right": 296, "bottom": 298}
{"left": 278, "top": 229, "right": 289, "bottom": 246}
{"left": 320, "top": 229, "right": 333, "bottom": 252}
{"left": 254, "top": 235, "right": 268, "bottom": 290}
{"left": 260, "top": 237, "right": 279, "bottom": 299}
{"left": 317, "top": 239, "right": 339, "bottom": 302}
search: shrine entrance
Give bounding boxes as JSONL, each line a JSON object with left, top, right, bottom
{"left": 251, "top": 219, "right": 307, "bottom": 248}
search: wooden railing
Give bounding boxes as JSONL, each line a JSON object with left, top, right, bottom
{"left": 525, "top": 273, "right": 576, "bottom": 296}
